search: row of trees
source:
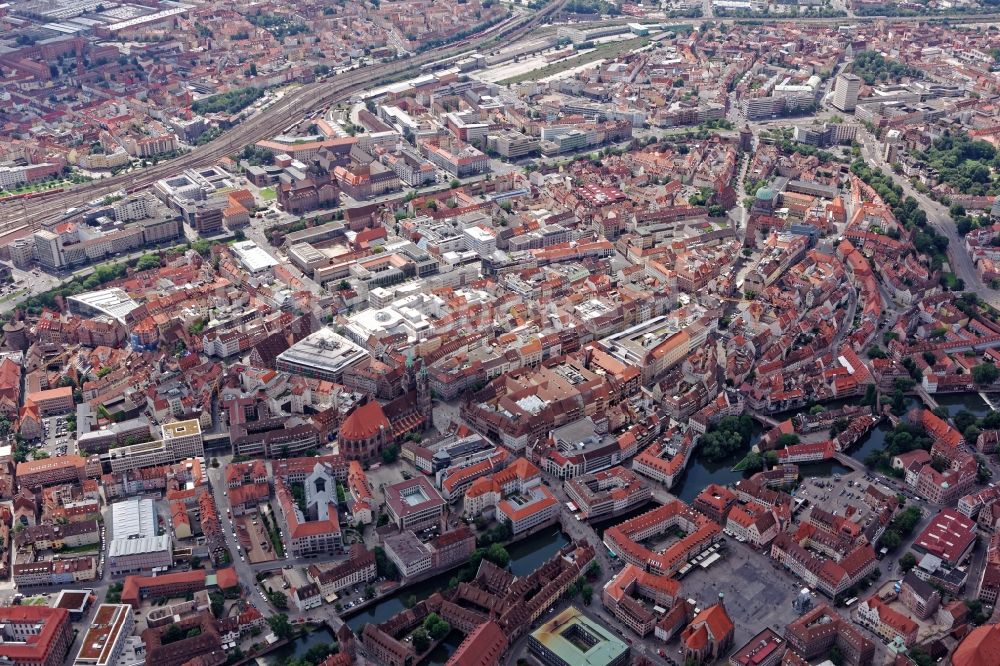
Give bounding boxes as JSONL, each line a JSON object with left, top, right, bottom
{"left": 850, "top": 161, "right": 952, "bottom": 276}
{"left": 18, "top": 239, "right": 220, "bottom": 317}
{"left": 878, "top": 505, "right": 922, "bottom": 551}
{"left": 192, "top": 87, "right": 264, "bottom": 115}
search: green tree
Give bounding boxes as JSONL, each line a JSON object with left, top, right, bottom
{"left": 581, "top": 584, "right": 593, "bottom": 605}
{"left": 973, "top": 363, "right": 999, "bottom": 385}
{"left": 586, "top": 560, "right": 601, "bottom": 579}
{"left": 776, "top": 433, "right": 801, "bottom": 448}
{"left": 374, "top": 546, "right": 398, "bottom": 579}
{"left": 412, "top": 627, "right": 430, "bottom": 652}
{"left": 899, "top": 552, "right": 917, "bottom": 573}
{"left": 879, "top": 530, "right": 901, "bottom": 551}
{"left": 135, "top": 253, "right": 161, "bottom": 271}
{"left": 424, "top": 613, "right": 451, "bottom": 640}
{"left": 267, "top": 613, "right": 293, "bottom": 640}
{"left": 381, "top": 444, "right": 399, "bottom": 464}
{"left": 485, "top": 543, "right": 510, "bottom": 568}
{"left": 700, "top": 413, "right": 756, "bottom": 462}
{"left": 209, "top": 591, "right": 224, "bottom": 618}
{"left": 967, "top": 598, "right": 989, "bottom": 624}
{"left": 162, "top": 623, "right": 184, "bottom": 644}
{"left": 267, "top": 590, "right": 289, "bottom": 611}
{"left": 907, "top": 648, "right": 936, "bottom": 666}
{"left": 303, "top": 643, "right": 335, "bottom": 664}
{"left": 742, "top": 451, "right": 763, "bottom": 472}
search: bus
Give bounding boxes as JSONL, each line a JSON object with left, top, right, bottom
{"left": 844, "top": 597, "right": 858, "bottom": 607}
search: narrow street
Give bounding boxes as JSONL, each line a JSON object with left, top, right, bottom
{"left": 207, "top": 460, "right": 278, "bottom": 615}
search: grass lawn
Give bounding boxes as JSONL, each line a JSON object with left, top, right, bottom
{"left": 0, "top": 179, "right": 71, "bottom": 198}
{"left": 499, "top": 36, "right": 651, "bottom": 85}
{"left": 259, "top": 187, "right": 276, "bottom": 201}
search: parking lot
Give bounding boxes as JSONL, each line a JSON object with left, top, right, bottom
{"left": 236, "top": 513, "right": 277, "bottom": 564}
{"left": 794, "top": 468, "right": 914, "bottom": 528}
{"left": 41, "top": 414, "right": 75, "bottom": 458}
{"left": 333, "top": 574, "right": 393, "bottom": 610}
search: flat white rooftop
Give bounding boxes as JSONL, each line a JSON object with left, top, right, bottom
{"left": 67, "top": 288, "right": 141, "bottom": 325}
{"left": 231, "top": 240, "right": 279, "bottom": 274}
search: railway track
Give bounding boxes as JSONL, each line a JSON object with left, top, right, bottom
{"left": 3, "top": 2, "right": 995, "bottom": 236}
{"left": 0, "top": 0, "right": 569, "bottom": 235}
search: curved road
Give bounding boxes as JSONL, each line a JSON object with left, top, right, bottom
{"left": 856, "top": 126, "right": 1000, "bottom": 309}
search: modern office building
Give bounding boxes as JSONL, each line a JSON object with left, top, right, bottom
{"left": 384, "top": 476, "right": 445, "bottom": 531}
{"left": 104, "top": 419, "right": 204, "bottom": 473}
{"left": 833, "top": 73, "right": 861, "bottom": 112}
{"left": 528, "top": 606, "right": 629, "bottom": 666}
{"left": 275, "top": 328, "right": 370, "bottom": 382}
{"left": 74, "top": 604, "right": 135, "bottom": 666}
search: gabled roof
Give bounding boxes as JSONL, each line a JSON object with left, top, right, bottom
{"left": 681, "top": 602, "right": 734, "bottom": 650}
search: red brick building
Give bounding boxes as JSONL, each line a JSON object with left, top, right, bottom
{"left": 121, "top": 569, "right": 208, "bottom": 607}
{"left": 785, "top": 603, "right": 874, "bottom": 666}
{"left": 445, "top": 620, "right": 508, "bottom": 666}
{"left": 0, "top": 606, "right": 73, "bottom": 666}
{"left": 692, "top": 484, "right": 738, "bottom": 524}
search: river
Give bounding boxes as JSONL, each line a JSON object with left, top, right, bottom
{"left": 933, "top": 392, "right": 991, "bottom": 418}
{"left": 254, "top": 626, "right": 337, "bottom": 666}
{"left": 843, "top": 393, "right": 994, "bottom": 465}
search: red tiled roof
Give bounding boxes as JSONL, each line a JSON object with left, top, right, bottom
{"left": 216, "top": 567, "right": 239, "bottom": 590}
{"left": 953, "top": 623, "right": 1000, "bottom": 666}
{"left": 339, "top": 401, "right": 390, "bottom": 441}
{"left": 0, "top": 606, "right": 69, "bottom": 662}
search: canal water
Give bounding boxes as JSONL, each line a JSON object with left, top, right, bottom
{"left": 934, "top": 393, "right": 991, "bottom": 418}
{"left": 344, "top": 527, "right": 570, "bottom": 635}
{"left": 670, "top": 449, "right": 851, "bottom": 503}
{"left": 661, "top": 420, "right": 851, "bottom": 504}
{"left": 338, "top": 526, "right": 569, "bottom": 664}
{"left": 843, "top": 394, "right": 994, "bottom": 466}
{"left": 254, "top": 626, "right": 337, "bottom": 666}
